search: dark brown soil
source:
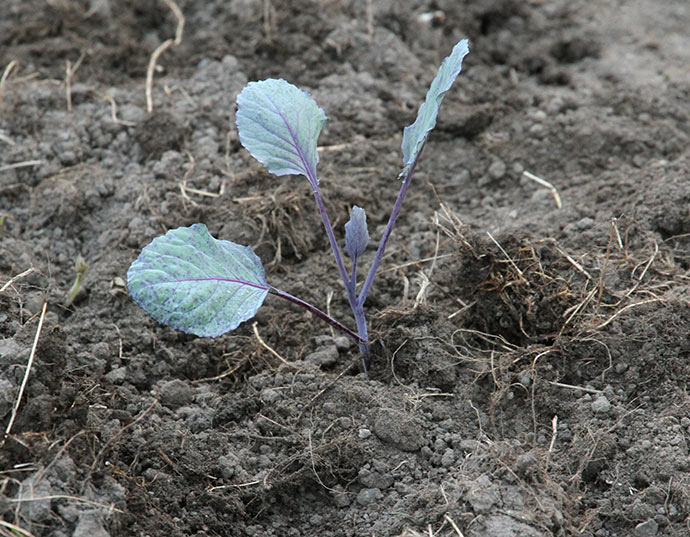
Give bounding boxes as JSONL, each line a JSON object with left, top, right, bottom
{"left": 2, "top": 1, "right": 690, "bottom": 536}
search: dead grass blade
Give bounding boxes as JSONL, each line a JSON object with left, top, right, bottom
{"left": 0, "top": 60, "right": 19, "bottom": 98}
{"left": 64, "top": 51, "right": 85, "bottom": 112}
{"left": 7, "top": 495, "right": 123, "bottom": 513}
{"left": 443, "top": 514, "right": 466, "bottom": 537}
{"left": 522, "top": 170, "right": 562, "bottom": 209}
{"left": 0, "top": 161, "right": 45, "bottom": 174}
{"left": 0, "top": 268, "right": 35, "bottom": 293}
{"left": 2, "top": 300, "right": 47, "bottom": 444}
{"left": 146, "top": 0, "right": 185, "bottom": 113}
{"left": 486, "top": 231, "right": 526, "bottom": 282}
{"left": 102, "top": 93, "right": 137, "bottom": 126}
{"left": 552, "top": 243, "right": 592, "bottom": 280}
{"left": 252, "top": 322, "right": 297, "bottom": 369}
{"left": 594, "top": 297, "right": 664, "bottom": 330}
{"left": 0, "top": 520, "right": 37, "bottom": 537}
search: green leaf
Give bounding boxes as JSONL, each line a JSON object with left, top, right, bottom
{"left": 400, "top": 39, "right": 470, "bottom": 178}
{"left": 345, "top": 205, "right": 369, "bottom": 261}
{"left": 236, "top": 78, "right": 327, "bottom": 186}
{"left": 127, "top": 224, "right": 269, "bottom": 337}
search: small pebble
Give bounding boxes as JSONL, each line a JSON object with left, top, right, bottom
{"left": 531, "top": 109, "right": 547, "bottom": 121}
{"left": 0, "top": 379, "right": 15, "bottom": 417}
{"left": 546, "top": 97, "right": 564, "bottom": 115}
{"left": 488, "top": 159, "right": 506, "bottom": 180}
{"left": 356, "top": 488, "right": 383, "bottom": 506}
{"left": 632, "top": 154, "right": 646, "bottom": 167}
{"left": 44, "top": 311, "right": 60, "bottom": 326}
{"left": 104, "top": 366, "right": 127, "bottom": 384}
{"left": 440, "top": 448, "right": 455, "bottom": 467}
{"left": 454, "top": 169, "right": 470, "bottom": 183}
{"left": 260, "top": 388, "right": 280, "bottom": 404}
{"left": 313, "top": 335, "right": 334, "bottom": 346}
{"left": 159, "top": 379, "right": 193, "bottom": 409}
{"left": 91, "top": 342, "right": 111, "bottom": 361}
{"left": 358, "top": 468, "right": 393, "bottom": 489}
{"left": 634, "top": 519, "right": 658, "bottom": 537}
{"left": 513, "top": 451, "right": 538, "bottom": 478}
{"left": 334, "top": 336, "right": 352, "bottom": 352}
{"left": 331, "top": 486, "right": 351, "bottom": 508}
{"left": 591, "top": 395, "right": 611, "bottom": 414}
{"left": 373, "top": 409, "right": 425, "bottom": 452}
{"left": 73, "top": 511, "right": 110, "bottom": 537}
{"left": 563, "top": 217, "right": 594, "bottom": 235}
{"left": 466, "top": 475, "right": 500, "bottom": 514}
{"left": 529, "top": 123, "right": 545, "bottom": 136}
{"left": 304, "top": 346, "right": 339, "bottom": 367}
{"left": 517, "top": 370, "right": 531, "bottom": 388}
{"left": 614, "top": 362, "right": 628, "bottom": 374}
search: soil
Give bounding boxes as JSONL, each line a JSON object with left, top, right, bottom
{"left": 1, "top": 1, "right": 690, "bottom": 536}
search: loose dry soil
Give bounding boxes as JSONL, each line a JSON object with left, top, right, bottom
{"left": 2, "top": 1, "right": 690, "bottom": 536}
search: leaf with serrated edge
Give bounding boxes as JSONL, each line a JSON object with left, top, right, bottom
{"left": 400, "top": 39, "right": 470, "bottom": 178}
{"left": 127, "top": 224, "right": 269, "bottom": 337}
{"left": 345, "top": 205, "right": 369, "bottom": 260}
{"left": 236, "top": 78, "right": 327, "bottom": 186}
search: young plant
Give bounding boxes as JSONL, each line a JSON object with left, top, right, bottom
{"left": 127, "top": 39, "right": 470, "bottom": 369}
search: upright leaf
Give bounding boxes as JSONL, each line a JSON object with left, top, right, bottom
{"left": 127, "top": 224, "right": 269, "bottom": 337}
{"left": 400, "top": 39, "right": 470, "bottom": 178}
{"left": 236, "top": 78, "right": 327, "bottom": 186}
{"left": 345, "top": 206, "right": 369, "bottom": 261}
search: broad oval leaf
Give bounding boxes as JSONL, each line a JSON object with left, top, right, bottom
{"left": 345, "top": 205, "right": 369, "bottom": 260}
{"left": 400, "top": 39, "right": 470, "bottom": 179}
{"left": 127, "top": 224, "right": 269, "bottom": 337}
{"left": 236, "top": 78, "right": 327, "bottom": 186}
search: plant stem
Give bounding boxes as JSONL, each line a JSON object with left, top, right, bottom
{"left": 352, "top": 301, "right": 370, "bottom": 370}
{"left": 311, "top": 187, "right": 350, "bottom": 287}
{"left": 306, "top": 173, "right": 371, "bottom": 366}
{"left": 308, "top": 181, "right": 372, "bottom": 363}
{"left": 358, "top": 140, "right": 427, "bottom": 307}
{"left": 348, "top": 254, "right": 371, "bottom": 370}
{"left": 306, "top": 176, "right": 359, "bottom": 310}
{"left": 269, "top": 287, "right": 365, "bottom": 345}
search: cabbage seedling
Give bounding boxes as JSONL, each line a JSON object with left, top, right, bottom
{"left": 127, "top": 39, "right": 470, "bottom": 369}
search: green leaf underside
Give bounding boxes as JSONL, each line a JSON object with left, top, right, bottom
{"left": 236, "top": 78, "right": 327, "bottom": 185}
{"left": 127, "top": 224, "right": 269, "bottom": 337}
{"left": 400, "top": 39, "right": 470, "bottom": 178}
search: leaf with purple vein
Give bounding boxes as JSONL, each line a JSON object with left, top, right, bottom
{"left": 127, "top": 224, "right": 269, "bottom": 337}
{"left": 236, "top": 78, "right": 327, "bottom": 187}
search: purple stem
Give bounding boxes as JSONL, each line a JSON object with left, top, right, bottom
{"left": 268, "top": 96, "right": 354, "bottom": 308}
{"left": 298, "top": 149, "right": 359, "bottom": 314}
{"left": 358, "top": 141, "right": 427, "bottom": 307}
{"left": 306, "top": 174, "right": 371, "bottom": 365}
{"left": 269, "top": 286, "right": 365, "bottom": 345}
{"left": 309, "top": 185, "right": 354, "bottom": 302}
{"left": 352, "top": 301, "right": 370, "bottom": 370}
{"left": 348, "top": 254, "right": 371, "bottom": 369}
{"left": 306, "top": 177, "right": 369, "bottom": 361}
